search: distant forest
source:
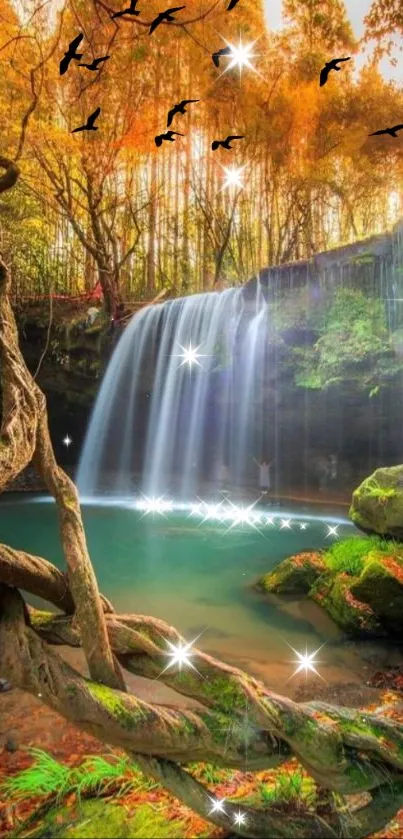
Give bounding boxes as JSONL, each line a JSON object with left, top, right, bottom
{"left": 1, "top": 0, "right": 403, "bottom": 313}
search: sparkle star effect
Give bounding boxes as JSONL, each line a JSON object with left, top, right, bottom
{"left": 280, "top": 518, "right": 292, "bottom": 529}
{"left": 157, "top": 629, "right": 207, "bottom": 680}
{"left": 325, "top": 524, "right": 340, "bottom": 539}
{"left": 220, "top": 164, "right": 246, "bottom": 191}
{"left": 218, "top": 35, "right": 260, "bottom": 79}
{"left": 62, "top": 435, "right": 72, "bottom": 447}
{"left": 209, "top": 797, "right": 227, "bottom": 815}
{"left": 287, "top": 643, "right": 325, "bottom": 682}
{"left": 174, "top": 343, "right": 209, "bottom": 370}
{"left": 233, "top": 810, "right": 247, "bottom": 827}
{"left": 136, "top": 495, "right": 173, "bottom": 518}
{"left": 299, "top": 522, "right": 308, "bottom": 530}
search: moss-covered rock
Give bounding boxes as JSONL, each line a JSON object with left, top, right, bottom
{"left": 310, "top": 572, "right": 381, "bottom": 636}
{"left": 258, "top": 552, "right": 326, "bottom": 595}
{"left": 350, "top": 553, "right": 403, "bottom": 633}
{"left": 349, "top": 466, "right": 403, "bottom": 539}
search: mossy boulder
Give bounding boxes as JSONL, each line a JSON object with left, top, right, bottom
{"left": 349, "top": 465, "right": 403, "bottom": 539}
{"left": 258, "top": 552, "right": 326, "bottom": 595}
{"left": 310, "top": 572, "right": 381, "bottom": 636}
{"left": 350, "top": 552, "right": 403, "bottom": 633}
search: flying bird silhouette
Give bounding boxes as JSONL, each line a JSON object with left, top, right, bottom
{"left": 212, "top": 135, "right": 244, "bottom": 151}
{"left": 149, "top": 6, "right": 186, "bottom": 35}
{"left": 155, "top": 130, "right": 184, "bottom": 147}
{"left": 212, "top": 46, "right": 232, "bottom": 68}
{"left": 227, "top": 0, "right": 241, "bottom": 8}
{"left": 369, "top": 124, "right": 403, "bottom": 138}
{"left": 111, "top": 0, "right": 140, "bottom": 18}
{"left": 60, "top": 33, "right": 84, "bottom": 76}
{"left": 78, "top": 56, "right": 110, "bottom": 71}
{"left": 167, "top": 99, "right": 199, "bottom": 128}
{"left": 72, "top": 107, "right": 101, "bottom": 133}
{"left": 319, "top": 57, "right": 351, "bottom": 87}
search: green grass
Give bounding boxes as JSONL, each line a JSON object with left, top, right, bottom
{"left": 0, "top": 749, "right": 158, "bottom": 805}
{"left": 257, "top": 769, "right": 316, "bottom": 810}
{"left": 324, "top": 536, "right": 397, "bottom": 576}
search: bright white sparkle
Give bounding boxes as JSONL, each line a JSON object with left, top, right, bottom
{"left": 137, "top": 496, "right": 173, "bottom": 517}
{"left": 222, "top": 36, "right": 258, "bottom": 77}
{"left": 209, "top": 797, "right": 226, "bottom": 815}
{"left": 326, "top": 524, "right": 340, "bottom": 539}
{"left": 299, "top": 523, "right": 308, "bottom": 530}
{"left": 288, "top": 643, "right": 325, "bottom": 681}
{"left": 233, "top": 810, "right": 247, "bottom": 827}
{"left": 163, "top": 640, "right": 197, "bottom": 673}
{"left": 221, "top": 165, "right": 246, "bottom": 191}
{"left": 174, "top": 343, "right": 208, "bottom": 370}
{"left": 280, "top": 519, "right": 292, "bottom": 529}
{"left": 63, "top": 435, "right": 72, "bottom": 447}
{"left": 158, "top": 630, "right": 206, "bottom": 680}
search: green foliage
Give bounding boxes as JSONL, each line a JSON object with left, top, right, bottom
{"left": 0, "top": 749, "right": 155, "bottom": 805}
{"left": 324, "top": 535, "right": 396, "bottom": 576}
{"left": 0, "top": 749, "right": 71, "bottom": 801}
{"left": 258, "top": 768, "right": 317, "bottom": 810}
{"left": 290, "top": 288, "right": 399, "bottom": 389}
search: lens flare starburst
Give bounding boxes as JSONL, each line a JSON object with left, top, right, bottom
{"left": 221, "top": 164, "right": 246, "bottom": 191}
{"left": 209, "top": 797, "right": 227, "bottom": 815}
{"left": 233, "top": 810, "right": 247, "bottom": 827}
{"left": 157, "top": 629, "right": 206, "bottom": 680}
{"left": 287, "top": 643, "right": 325, "bottom": 682}
{"left": 220, "top": 35, "right": 259, "bottom": 78}
{"left": 325, "top": 524, "right": 340, "bottom": 539}
{"left": 174, "top": 343, "right": 209, "bottom": 370}
{"left": 136, "top": 495, "right": 173, "bottom": 518}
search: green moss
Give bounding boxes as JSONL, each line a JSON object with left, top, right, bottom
{"left": 25, "top": 799, "right": 185, "bottom": 839}
{"left": 29, "top": 609, "right": 57, "bottom": 627}
{"left": 323, "top": 536, "right": 388, "bottom": 576}
{"left": 201, "top": 676, "right": 248, "bottom": 713}
{"left": 86, "top": 682, "right": 145, "bottom": 730}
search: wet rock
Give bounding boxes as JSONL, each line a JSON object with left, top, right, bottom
{"left": 0, "top": 678, "right": 12, "bottom": 693}
{"left": 350, "top": 551, "right": 403, "bottom": 633}
{"left": 257, "top": 552, "right": 325, "bottom": 595}
{"left": 349, "top": 465, "right": 403, "bottom": 539}
{"left": 5, "top": 736, "right": 18, "bottom": 753}
{"left": 310, "top": 572, "right": 382, "bottom": 636}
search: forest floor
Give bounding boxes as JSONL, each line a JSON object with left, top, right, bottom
{"left": 1, "top": 648, "right": 403, "bottom": 839}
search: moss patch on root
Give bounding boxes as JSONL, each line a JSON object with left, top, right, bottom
{"left": 86, "top": 682, "right": 146, "bottom": 731}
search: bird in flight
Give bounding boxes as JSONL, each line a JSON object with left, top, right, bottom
{"left": 212, "top": 46, "right": 232, "bottom": 68}
{"left": 227, "top": 0, "right": 241, "bottom": 8}
{"left": 155, "top": 130, "right": 184, "bottom": 147}
{"left": 212, "top": 135, "right": 244, "bottom": 150}
{"left": 167, "top": 99, "right": 199, "bottom": 128}
{"left": 111, "top": 0, "right": 140, "bottom": 18}
{"left": 79, "top": 56, "right": 110, "bottom": 71}
{"left": 369, "top": 124, "right": 403, "bottom": 138}
{"left": 60, "top": 33, "right": 84, "bottom": 76}
{"left": 72, "top": 107, "right": 101, "bottom": 133}
{"left": 149, "top": 6, "right": 186, "bottom": 34}
{"left": 320, "top": 57, "right": 351, "bottom": 87}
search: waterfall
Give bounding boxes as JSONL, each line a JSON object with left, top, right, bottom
{"left": 77, "top": 284, "right": 269, "bottom": 499}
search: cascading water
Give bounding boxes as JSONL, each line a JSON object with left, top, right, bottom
{"left": 76, "top": 284, "right": 271, "bottom": 500}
